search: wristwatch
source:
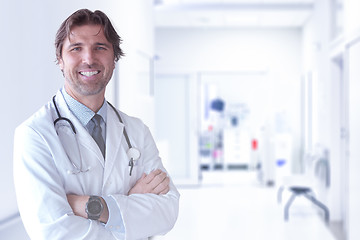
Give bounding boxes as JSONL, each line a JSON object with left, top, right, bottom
{"left": 85, "top": 196, "right": 104, "bottom": 220}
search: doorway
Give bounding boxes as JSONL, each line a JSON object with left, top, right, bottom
{"left": 154, "top": 74, "right": 199, "bottom": 185}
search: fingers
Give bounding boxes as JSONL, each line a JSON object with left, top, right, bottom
{"left": 152, "top": 176, "right": 170, "bottom": 195}
{"left": 128, "top": 173, "right": 147, "bottom": 195}
{"left": 128, "top": 169, "right": 171, "bottom": 196}
{"left": 139, "top": 173, "right": 147, "bottom": 181}
{"left": 148, "top": 171, "right": 167, "bottom": 189}
{"left": 143, "top": 169, "right": 162, "bottom": 184}
{"left": 144, "top": 169, "right": 170, "bottom": 195}
{"left": 159, "top": 186, "right": 170, "bottom": 195}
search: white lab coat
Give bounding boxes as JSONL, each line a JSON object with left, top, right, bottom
{"left": 13, "top": 91, "right": 180, "bottom": 240}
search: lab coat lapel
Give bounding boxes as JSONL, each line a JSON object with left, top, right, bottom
{"left": 103, "top": 105, "right": 124, "bottom": 184}
{"left": 54, "top": 91, "right": 105, "bottom": 167}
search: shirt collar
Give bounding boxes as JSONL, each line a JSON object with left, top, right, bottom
{"left": 60, "top": 87, "right": 107, "bottom": 127}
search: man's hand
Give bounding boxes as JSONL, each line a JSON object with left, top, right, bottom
{"left": 128, "top": 169, "right": 170, "bottom": 196}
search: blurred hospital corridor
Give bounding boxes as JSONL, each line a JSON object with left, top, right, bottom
{"left": 154, "top": 171, "right": 339, "bottom": 240}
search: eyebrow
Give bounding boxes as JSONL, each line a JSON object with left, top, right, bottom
{"left": 67, "top": 42, "right": 111, "bottom": 49}
{"left": 95, "top": 42, "right": 111, "bottom": 48}
{"left": 67, "top": 43, "right": 83, "bottom": 49}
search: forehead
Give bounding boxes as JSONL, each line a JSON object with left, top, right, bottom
{"left": 66, "top": 24, "right": 109, "bottom": 44}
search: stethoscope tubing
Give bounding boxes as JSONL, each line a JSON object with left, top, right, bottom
{"left": 52, "top": 95, "right": 140, "bottom": 175}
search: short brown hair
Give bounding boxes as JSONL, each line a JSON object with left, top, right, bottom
{"left": 55, "top": 9, "right": 124, "bottom": 64}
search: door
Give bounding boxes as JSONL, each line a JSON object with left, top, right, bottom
{"left": 154, "top": 74, "right": 199, "bottom": 185}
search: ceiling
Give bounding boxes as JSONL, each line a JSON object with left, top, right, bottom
{"left": 154, "top": 0, "right": 314, "bottom": 28}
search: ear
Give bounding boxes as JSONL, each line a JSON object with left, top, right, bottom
{"left": 58, "top": 58, "right": 64, "bottom": 71}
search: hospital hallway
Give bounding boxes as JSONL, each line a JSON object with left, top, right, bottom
{"left": 3, "top": 0, "right": 360, "bottom": 239}
{"left": 154, "top": 171, "right": 341, "bottom": 240}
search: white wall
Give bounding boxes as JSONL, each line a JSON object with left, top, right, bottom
{"left": 1, "top": 0, "right": 64, "bottom": 221}
{"left": 301, "top": 0, "right": 344, "bottom": 222}
{"left": 0, "top": 0, "right": 154, "bottom": 235}
{"left": 344, "top": 1, "right": 360, "bottom": 238}
{"left": 344, "top": 0, "right": 360, "bottom": 38}
{"left": 347, "top": 39, "right": 360, "bottom": 240}
{"left": 115, "top": 0, "right": 155, "bottom": 131}
{"left": 301, "top": 0, "right": 360, "bottom": 237}
{"left": 155, "top": 27, "right": 303, "bottom": 174}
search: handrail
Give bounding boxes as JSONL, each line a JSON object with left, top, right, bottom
{"left": 315, "top": 158, "right": 331, "bottom": 188}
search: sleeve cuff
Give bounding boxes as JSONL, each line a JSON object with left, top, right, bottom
{"left": 103, "top": 195, "right": 125, "bottom": 233}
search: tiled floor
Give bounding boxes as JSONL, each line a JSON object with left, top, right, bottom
{"left": 154, "top": 171, "right": 337, "bottom": 240}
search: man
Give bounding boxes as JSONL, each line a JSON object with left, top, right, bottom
{"left": 13, "top": 9, "right": 179, "bottom": 240}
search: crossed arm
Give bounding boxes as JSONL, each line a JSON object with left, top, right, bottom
{"left": 67, "top": 169, "right": 170, "bottom": 223}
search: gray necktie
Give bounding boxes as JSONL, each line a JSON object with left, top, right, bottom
{"left": 90, "top": 114, "right": 105, "bottom": 158}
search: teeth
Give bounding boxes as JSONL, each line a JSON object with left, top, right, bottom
{"left": 80, "top": 71, "right": 99, "bottom": 77}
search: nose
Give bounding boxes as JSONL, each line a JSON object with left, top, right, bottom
{"left": 82, "top": 48, "right": 96, "bottom": 66}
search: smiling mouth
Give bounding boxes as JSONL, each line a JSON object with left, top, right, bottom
{"left": 79, "top": 71, "right": 100, "bottom": 77}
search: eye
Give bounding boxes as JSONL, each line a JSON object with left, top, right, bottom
{"left": 96, "top": 46, "right": 107, "bottom": 50}
{"left": 70, "top": 47, "right": 81, "bottom": 52}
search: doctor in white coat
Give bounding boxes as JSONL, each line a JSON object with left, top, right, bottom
{"left": 13, "top": 9, "right": 179, "bottom": 240}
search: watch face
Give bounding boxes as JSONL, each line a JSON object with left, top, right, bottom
{"left": 88, "top": 201, "right": 102, "bottom": 214}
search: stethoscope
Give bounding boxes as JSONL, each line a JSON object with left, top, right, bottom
{"left": 52, "top": 96, "right": 141, "bottom": 176}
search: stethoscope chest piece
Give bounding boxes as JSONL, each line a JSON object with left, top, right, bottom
{"left": 127, "top": 147, "right": 141, "bottom": 162}
{"left": 127, "top": 147, "right": 140, "bottom": 176}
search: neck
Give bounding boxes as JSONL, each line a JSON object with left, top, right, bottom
{"left": 64, "top": 86, "right": 105, "bottom": 113}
